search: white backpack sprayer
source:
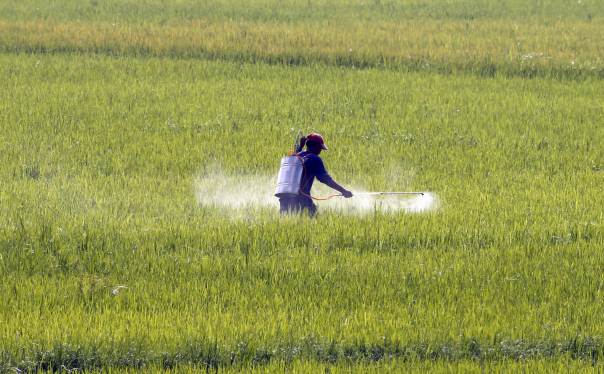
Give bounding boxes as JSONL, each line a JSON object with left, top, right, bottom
{"left": 274, "top": 132, "right": 307, "bottom": 198}
{"left": 275, "top": 131, "right": 425, "bottom": 202}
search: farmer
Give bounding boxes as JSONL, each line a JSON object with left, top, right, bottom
{"left": 280, "top": 133, "right": 353, "bottom": 216}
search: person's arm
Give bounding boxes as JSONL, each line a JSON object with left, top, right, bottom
{"left": 309, "top": 156, "right": 353, "bottom": 198}
{"left": 317, "top": 174, "right": 353, "bottom": 198}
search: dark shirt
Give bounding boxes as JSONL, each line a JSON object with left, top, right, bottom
{"left": 297, "top": 151, "right": 331, "bottom": 196}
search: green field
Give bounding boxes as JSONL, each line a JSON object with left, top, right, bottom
{"left": 2, "top": 1, "right": 604, "bottom": 372}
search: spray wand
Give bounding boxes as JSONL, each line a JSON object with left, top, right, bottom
{"left": 353, "top": 192, "right": 424, "bottom": 196}
{"left": 310, "top": 191, "right": 425, "bottom": 200}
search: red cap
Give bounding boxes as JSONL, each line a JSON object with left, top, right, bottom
{"left": 306, "top": 132, "right": 328, "bottom": 150}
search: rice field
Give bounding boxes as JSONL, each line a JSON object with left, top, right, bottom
{"left": 1, "top": 1, "right": 604, "bottom": 372}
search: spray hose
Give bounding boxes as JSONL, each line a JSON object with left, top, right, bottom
{"left": 302, "top": 192, "right": 342, "bottom": 201}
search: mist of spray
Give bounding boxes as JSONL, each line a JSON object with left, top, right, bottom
{"left": 194, "top": 170, "right": 278, "bottom": 210}
{"left": 194, "top": 169, "right": 439, "bottom": 215}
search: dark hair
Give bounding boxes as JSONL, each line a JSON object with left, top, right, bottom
{"left": 305, "top": 140, "right": 320, "bottom": 149}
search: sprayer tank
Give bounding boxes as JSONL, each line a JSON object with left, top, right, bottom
{"left": 275, "top": 155, "right": 303, "bottom": 197}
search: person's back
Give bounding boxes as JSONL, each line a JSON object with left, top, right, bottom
{"left": 278, "top": 133, "right": 353, "bottom": 216}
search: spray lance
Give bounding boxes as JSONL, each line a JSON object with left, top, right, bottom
{"left": 274, "top": 131, "right": 424, "bottom": 200}
{"left": 349, "top": 191, "right": 424, "bottom": 197}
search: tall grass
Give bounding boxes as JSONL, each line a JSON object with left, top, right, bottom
{"left": 1, "top": 0, "right": 604, "bottom": 79}
{"left": 1, "top": 19, "right": 602, "bottom": 79}
{"left": 1, "top": 0, "right": 603, "bottom": 22}
{"left": 2, "top": 0, "right": 604, "bottom": 370}
{"left": 1, "top": 52, "right": 604, "bottom": 370}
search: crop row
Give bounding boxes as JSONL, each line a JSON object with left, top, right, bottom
{"left": 0, "top": 19, "right": 603, "bottom": 79}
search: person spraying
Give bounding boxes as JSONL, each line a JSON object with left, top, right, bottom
{"left": 275, "top": 133, "right": 353, "bottom": 216}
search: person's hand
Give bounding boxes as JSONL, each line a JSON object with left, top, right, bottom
{"left": 342, "top": 190, "right": 353, "bottom": 198}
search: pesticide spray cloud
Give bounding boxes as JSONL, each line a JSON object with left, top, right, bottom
{"left": 194, "top": 169, "right": 278, "bottom": 210}
{"left": 194, "top": 168, "right": 439, "bottom": 215}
